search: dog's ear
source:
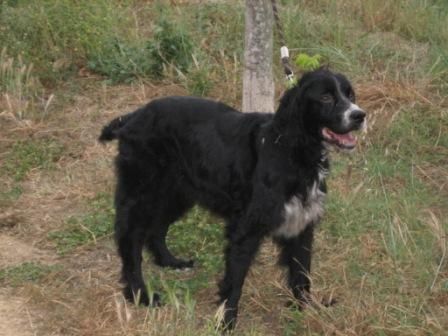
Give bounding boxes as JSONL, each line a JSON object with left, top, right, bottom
{"left": 273, "top": 84, "right": 307, "bottom": 142}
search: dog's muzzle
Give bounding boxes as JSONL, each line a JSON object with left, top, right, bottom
{"left": 322, "top": 106, "right": 366, "bottom": 150}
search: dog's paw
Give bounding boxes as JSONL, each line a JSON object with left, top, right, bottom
{"left": 149, "top": 293, "right": 162, "bottom": 307}
{"left": 220, "top": 308, "right": 238, "bottom": 333}
{"left": 320, "top": 297, "right": 337, "bottom": 307}
{"left": 123, "top": 287, "right": 161, "bottom": 307}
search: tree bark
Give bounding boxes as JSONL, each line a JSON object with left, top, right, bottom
{"left": 242, "top": 0, "right": 274, "bottom": 113}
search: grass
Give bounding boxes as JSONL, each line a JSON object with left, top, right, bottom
{"left": 146, "top": 207, "right": 224, "bottom": 303}
{"left": 48, "top": 193, "right": 114, "bottom": 255}
{"left": 0, "top": 0, "right": 134, "bottom": 84}
{"left": 0, "top": 185, "right": 22, "bottom": 206}
{"left": 0, "top": 0, "right": 447, "bottom": 335}
{"left": 280, "top": 0, "right": 448, "bottom": 85}
{"left": 0, "top": 262, "right": 57, "bottom": 287}
{"left": 1, "top": 138, "right": 64, "bottom": 181}
{"left": 88, "top": 18, "right": 194, "bottom": 84}
{"left": 0, "top": 48, "right": 42, "bottom": 119}
{"left": 0, "top": 1, "right": 245, "bottom": 111}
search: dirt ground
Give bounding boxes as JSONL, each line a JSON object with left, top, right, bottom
{"left": 0, "top": 290, "right": 35, "bottom": 336}
{"left": 0, "top": 233, "right": 49, "bottom": 336}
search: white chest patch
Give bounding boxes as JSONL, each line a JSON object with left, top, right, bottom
{"left": 274, "top": 170, "right": 327, "bottom": 239}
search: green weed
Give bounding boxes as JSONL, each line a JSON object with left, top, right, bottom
{"left": 87, "top": 38, "right": 157, "bottom": 84}
{"left": 144, "top": 207, "right": 224, "bottom": 305}
{"left": 0, "top": 185, "right": 22, "bottom": 202}
{"left": 0, "top": 262, "right": 57, "bottom": 286}
{"left": 146, "top": 19, "right": 193, "bottom": 79}
{"left": 294, "top": 53, "right": 322, "bottom": 71}
{"left": 281, "top": 308, "right": 304, "bottom": 336}
{"left": 88, "top": 19, "right": 194, "bottom": 83}
{"left": 184, "top": 65, "right": 213, "bottom": 96}
{"left": 1, "top": 138, "right": 64, "bottom": 182}
{"left": 48, "top": 193, "right": 114, "bottom": 255}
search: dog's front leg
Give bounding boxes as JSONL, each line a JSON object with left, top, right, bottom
{"left": 219, "top": 233, "right": 262, "bottom": 330}
{"left": 275, "top": 224, "right": 314, "bottom": 307}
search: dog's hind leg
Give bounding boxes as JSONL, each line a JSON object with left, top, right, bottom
{"left": 146, "top": 223, "right": 194, "bottom": 269}
{"left": 115, "top": 199, "right": 160, "bottom": 307}
{"left": 146, "top": 193, "right": 194, "bottom": 269}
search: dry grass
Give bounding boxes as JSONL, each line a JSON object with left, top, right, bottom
{"left": 0, "top": 49, "right": 41, "bottom": 120}
{"left": 1, "top": 1, "right": 447, "bottom": 335}
{"left": 1, "top": 74, "right": 446, "bottom": 335}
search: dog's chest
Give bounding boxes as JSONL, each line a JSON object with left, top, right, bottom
{"left": 274, "top": 168, "right": 327, "bottom": 239}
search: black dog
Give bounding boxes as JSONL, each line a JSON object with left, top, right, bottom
{"left": 99, "top": 69, "right": 366, "bottom": 329}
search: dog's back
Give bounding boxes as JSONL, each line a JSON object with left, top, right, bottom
{"left": 101, "top": 96, "right": 271, "bottom": 214}
{"left": 100, "top": 96, "right": 263, "bottom": 142}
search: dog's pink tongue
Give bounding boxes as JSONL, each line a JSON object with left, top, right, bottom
{"left": 323, "top": 128, "right": 357, "bottom": 148}
{"left": 332, "top": 132, "right": 355, "bottom": 143}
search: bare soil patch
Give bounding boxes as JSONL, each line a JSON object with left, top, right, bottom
{"left": 0, "top": 290, "right": 36, "bottom": 336}
{"left": 0, "top": 234, "right": 53, "bottom": 268}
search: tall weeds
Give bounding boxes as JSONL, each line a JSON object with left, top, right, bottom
{"left": 0, "top": 48, "right": 41, "bottom": 119}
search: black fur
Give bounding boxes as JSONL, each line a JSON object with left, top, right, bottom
{"left": 100, "top": 69, "right": 365, "bottom": 330}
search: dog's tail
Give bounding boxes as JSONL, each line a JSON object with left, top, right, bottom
{"left": 99, "top": 112, "right": 134, "bottom": 143}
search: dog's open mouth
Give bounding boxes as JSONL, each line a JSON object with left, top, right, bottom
{"left": 322, "top": 127, "right": 357, "bottom": 149}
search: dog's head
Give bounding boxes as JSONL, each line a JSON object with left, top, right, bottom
{"left": 276, "top": 69, "right": 366, "bottom": 150}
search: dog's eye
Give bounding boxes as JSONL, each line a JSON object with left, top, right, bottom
{"left": 320, "top": 94, "right": 334, "bottom": 104}
{"left": 348, "top": 92, "right": 355, "bottom": 101}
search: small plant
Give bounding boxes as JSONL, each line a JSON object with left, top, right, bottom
{"left": 2, "top": 138, "right": 64, "bottom": 182}
{"left": 0, "top": 185, "right": 22, "bottom": 208}
{"left": 0, "top": 262, "right": 56, "bottom": 286}
{"left": 87, "top": 39, "right": 154, "bottom": 84}
{"left": 185, "top": 66, "right": 213, "bottom": 96}
{"left": 283, "top": 53, "right": 323, "bottom": 88}
{"left": 0, "top": 48, "right": 41, "bottom": 119}
{"left": 48, "top": 193, "right": 114, "bottom": 255}
{"left": 294, "top": 53, "right": 322, "bottom": 71}
{"left": 146, "top": 19, "right": 194, "bottom": 79}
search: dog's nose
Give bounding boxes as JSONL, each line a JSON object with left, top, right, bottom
{"left": 349, "top": 110, "right": 366, "bottom": 124}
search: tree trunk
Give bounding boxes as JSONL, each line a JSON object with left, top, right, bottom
{"left": 242, "top": 0, "right": 274, "bottom": 113}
